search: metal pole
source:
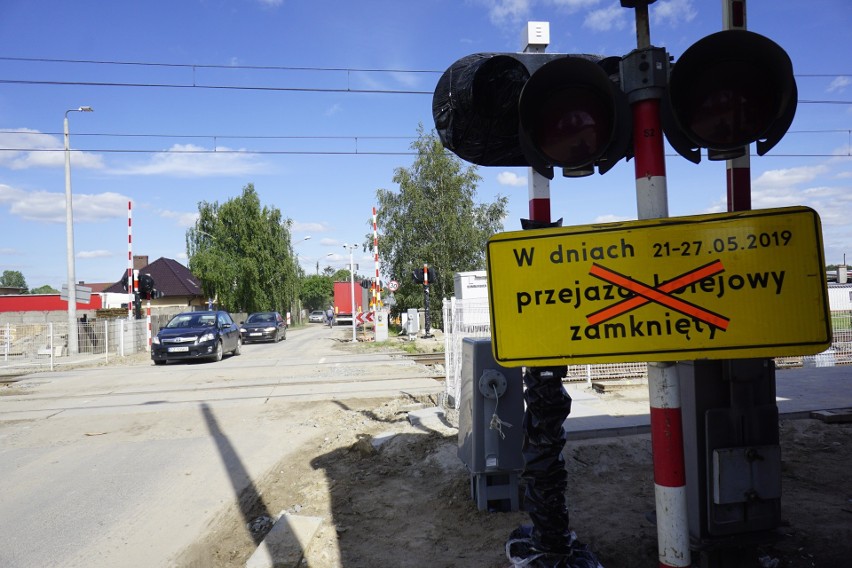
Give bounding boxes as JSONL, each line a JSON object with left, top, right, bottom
{"left": 724, "top": 0, "right": 751, "bottom": 212}
{"left": 146, "top": 299, "right": 152, "bottom": 351}
{"left": 622, "top": 3, "right": 690, "bottom": 566}
{"left": 63, "top": 113, "right": 78, "bottom": 356}
{"left": 63, "top": 106, "right": 93, "bottom": 357}
{"left": 128, "top": 201, "right": 134, "bottom": 319}
{"left": 349, "top": 245, "right": 356, "bottom": 342}
{"left": 48, "top": 322, "right": 54, "bottom": 371}
{"left": 506, "top": 21, "right": 603, "bottom": 568}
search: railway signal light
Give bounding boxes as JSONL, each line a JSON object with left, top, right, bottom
{"left": 434, "top": 29, "right": 796, "bottom": 173}
{"left": 412, "top": 266, "right": 437, "bottom": 285}
{"left": 432, "top": 52, "right": 632, "bottom": 179}
{"left": 139, "top": 274, "right": 155, "bottom": 300}
{"left": 661, "top": 29, "right": 798, "bottom": 163}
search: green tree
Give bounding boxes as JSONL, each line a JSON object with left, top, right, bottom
{"left": 0, "top": 270, "right": 27, "bottom": 293}
{"left": 300, "top": 274, "right": 333, "bottom": 311}
{"left": 187, "top": 183, "right": 303, "bottom": 314}
{"left": 372, "top": 126, "right": 508, "bottom": 328}
{"left": 30, "top": 284, "right": 60, "bottom": 294}
{"left": 331, "top": 268, "right": 353, "bottom": 282}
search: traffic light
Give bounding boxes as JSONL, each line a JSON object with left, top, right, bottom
{"left": 661, "top": 29, "right": 798, "bottom": 163}
{"left": 412, "top": 266, "right": 437, "bottom": 285}
{"left": 139, "top": 273, "right": 155, "bottom": 300}
{"left": 434, "top": 30, "right": 797, "bottom": 173}
{"left": 432, "top": 52, "right": 632, "bottom": 179}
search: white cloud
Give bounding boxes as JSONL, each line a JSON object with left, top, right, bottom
{"left": 292, "top": 221, "right": 328, "bottom": 233}
{"left": 390, "top": 71, "right": 422, "bottom": 89}
{"left": 584, "top": 3, "right": 629, "bottom": 32}
{"left": 0, "top": 129, "right": 104, "bottom": 170}
{"left": 592, "top": 213, "right": 631, "bottom": 223}
{"left": 77, "top": 250, "right": 113, "bottom": 259}
{"left": 158, "top": 209, "right": 199, "bottom": 228}
{"left": 477, "top": 0, "right": 601, "bottom": 25}
{"left": 752, "top": 165, "right": 829, "bottom": 190}
{"left": 652, "top": 0, "right": 697, "bottom": 27}
{"left": 109, "top": 144, "right": 268, "bottom": 178}
{"left": 258, "top": 0, "right": 283, "bottom": 7}
{"left": 551, "top": 0, "right": 601, "bottom": 9}
{"left": 827, "top": 76, "right": 851, "bottom": 93}
{"left": 325, "top": 103, "right": 342, "bottom": 117}
{"left": 497, "top": 171, "right": 527, "bottom": 186}
{"left": 0, "top": 184, "right": 130, "bottom": 223}
{"left": 481, "top": 0, "right": 533, "bottom": 24}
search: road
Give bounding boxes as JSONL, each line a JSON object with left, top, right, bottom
{"left": 0, "top": 323, "right": 443, "bottom": 568}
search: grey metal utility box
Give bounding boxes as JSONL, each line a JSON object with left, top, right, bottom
{"left": 679, "top": 359, "right": 782, "bottom": 542}
{"left": 457, "top": 337, "right": 525, "bottom": 511}
{"left": 405, "top": 308, "right": 419, "bottom": 335}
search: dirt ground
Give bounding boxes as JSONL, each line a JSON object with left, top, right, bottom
{"left": 179, "top": 336, "right": 852, "bottom": 568}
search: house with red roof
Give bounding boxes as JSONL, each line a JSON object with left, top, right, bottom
{"left": 101, "top": 257, "right": 208, "bottom": 312}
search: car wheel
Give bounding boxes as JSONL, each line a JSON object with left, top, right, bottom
{"left": 154, "top": 359, "right": 166, "bottom": 366}
{"left": 273, "top": 330, "right": 279, "bottom": 342}
{"left": 233, "top": 337, "right": 242, "bottom": 356}
{"left": 282, "top": 329, "right": 286, "bottom": 340}
{"left": 213, "top": 340, "right": 224, "bottom": 362}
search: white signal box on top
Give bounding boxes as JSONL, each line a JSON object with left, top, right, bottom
{"left": 522, "top": 21, "right": 549, "bottom": 50}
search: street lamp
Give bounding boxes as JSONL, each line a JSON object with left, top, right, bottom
{"left": 64, "top": 106, "right": 93, "bottom": 356}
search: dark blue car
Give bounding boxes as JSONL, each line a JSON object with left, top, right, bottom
{"left": 151, "top": 310, "right": 241, "bottom": 365}
{"left": 240, "top": 311, "right": 287, "bottom": 343}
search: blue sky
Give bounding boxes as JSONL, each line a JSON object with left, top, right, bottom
{"left": 0, "top": 0, "right": 850, "bottom": 291}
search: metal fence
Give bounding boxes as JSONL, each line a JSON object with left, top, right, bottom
{"left": 442, "top": 299, "right": 852, "bottom": 409}
{"left": 0, "top": 318, "right": 150, "bottom": 376}
{"left": 0, "top": 309, "right": 251, "bottom": 377}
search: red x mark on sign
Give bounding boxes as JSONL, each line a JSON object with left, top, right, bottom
{"left": 585, "top": 260, "right": 730, "bottom": 330}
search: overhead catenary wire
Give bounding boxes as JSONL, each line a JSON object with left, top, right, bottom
{"left": 0, "top": 131, "right": 850, "bottom": 158}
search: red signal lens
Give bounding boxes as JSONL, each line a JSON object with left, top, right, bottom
{"left": 680, "top": 61, "right": 776, "bottom": 149}
{"left": 531, "top": 86, "right": 612, "bottom": 167}
{"left": 662, "top": 30, "right": 797, "bottom": 161}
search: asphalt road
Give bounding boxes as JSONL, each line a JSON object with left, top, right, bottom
{"left": 0, "top": 324, "right": 443, "bottom": 568}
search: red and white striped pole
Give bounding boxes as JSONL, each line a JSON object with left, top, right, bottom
{"left": 127, "top": 201, "right": 133, "bottom": 319}
{"left": 626, "top": 6, "right": 691, "bottom": 563}
{"left": 632, "top": 96, "right": 691, "bottom": 568}
{"left": 146, "top": 300, "right": 151, "bottom": 351}
{"left": 524, "top": 23, "right": 551, "bottom": 225}
{"left": 372, "top": 206, "right": 381, "bottom": 313}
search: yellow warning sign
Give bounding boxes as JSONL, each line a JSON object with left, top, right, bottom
{"left": 486, "top": 206, "right": 831, "bottom": 366}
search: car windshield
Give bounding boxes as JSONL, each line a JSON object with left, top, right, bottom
{"left": 246, "top": 313, "right": 274, "bottom": 323}
{"left": 166, "top": 314, "right": 217, "bottom": 329}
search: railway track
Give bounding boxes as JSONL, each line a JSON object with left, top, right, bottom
{"left": 402, "top": 352, "right": 446, "bottom": 366}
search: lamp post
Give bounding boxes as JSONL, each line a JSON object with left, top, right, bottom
{"left": 64, "top": 106, "right": 93, "bottom": 356}
{"left": 343, "top": 244, "right": 357, "bottom": 343}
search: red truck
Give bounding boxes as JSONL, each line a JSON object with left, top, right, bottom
{"left": 332, "top": 281, "right": 369, "bottom": 326}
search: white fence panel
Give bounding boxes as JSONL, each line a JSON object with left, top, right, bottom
{"left": 441, "top": 302, "right": 852, "bottom": 409}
